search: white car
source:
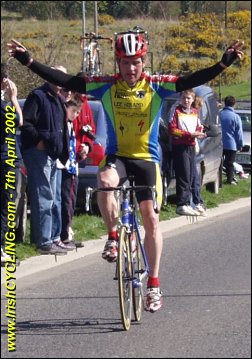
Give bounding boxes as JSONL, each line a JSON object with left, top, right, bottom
{"left": 235, "top": 108, "right": 251, "bottom": 172}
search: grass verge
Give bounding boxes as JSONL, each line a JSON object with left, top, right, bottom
{"left": 214, "top": 77, "right": 251, "bottom": 101}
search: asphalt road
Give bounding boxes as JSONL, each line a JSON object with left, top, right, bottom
{"left": 1, "top": 201, "right": 251, "bottom": 358}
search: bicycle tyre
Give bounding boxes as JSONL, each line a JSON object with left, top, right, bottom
{"left": 118, "top": 226, "right": 132, "bottom": 331}
{"left": 132, "top": 231, "right": 144, "bottom": 321}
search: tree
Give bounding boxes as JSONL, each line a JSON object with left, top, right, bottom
{"left": 98, "top": 1, "right": 119, "bottom": 16}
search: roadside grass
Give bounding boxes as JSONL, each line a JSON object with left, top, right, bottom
{"left": 214, "top": 77, "right": 251, "bottom": 101}
{"left": 16, "top": 176, "right": 251, "bottom": 261}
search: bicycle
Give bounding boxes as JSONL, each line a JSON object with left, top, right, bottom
{"left": 80, "top": 32, "right": 113, "bottom": 76}
{"left": 87, "top": 177, "right": 158, "bottom": 330}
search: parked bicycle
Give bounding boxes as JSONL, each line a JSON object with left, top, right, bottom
{"left": 80, "top": 32, "right": 113, "bottom": 76}
{"left": 87, "top": 177, "right": 158, "bottom": 330}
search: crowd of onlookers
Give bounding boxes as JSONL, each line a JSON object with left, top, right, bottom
{"left": 1, "top": 62, "right": 97, "bottom": 263}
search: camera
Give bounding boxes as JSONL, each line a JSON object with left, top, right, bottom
{"left": 81, "top": 125, "right": 96, "bottom": 140}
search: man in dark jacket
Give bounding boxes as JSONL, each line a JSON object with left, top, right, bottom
{"left": 21, "top": 66, "right": 70, "bottom": 254}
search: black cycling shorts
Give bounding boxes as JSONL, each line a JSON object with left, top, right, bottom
{"left": 100, "top": 155, "right": 162, "bottom": 205}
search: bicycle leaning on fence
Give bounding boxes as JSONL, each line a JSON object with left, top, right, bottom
{"left": 87, "top": 177, "right": 158, "bottom": 330}
{"left": 80, "top": 32, "right": 113, "bottom": 76}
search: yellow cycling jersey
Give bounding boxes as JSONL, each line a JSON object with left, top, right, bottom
{"left": 86, "top": 73, "right": 178, "bottom": 162}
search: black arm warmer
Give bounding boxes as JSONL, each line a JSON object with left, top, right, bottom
{"left": 221, "top": 48, "right": 238, "bottom": 67}
{"left": 29, "top": 60, "right": 86, "bottom": 93}
{"left": 176, "top": 63, "right": 224, "bottom": 92}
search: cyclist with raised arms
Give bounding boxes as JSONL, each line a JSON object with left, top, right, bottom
{"left": 8, "top": 34, "right": 244, "bottom": 312}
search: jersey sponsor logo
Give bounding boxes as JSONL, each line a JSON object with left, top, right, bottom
{"left": 119, "top": 121, "right": 129, "bottom": 136}
{"left": 138, "top": 120, "right": 144, "bottom": 132}
{"left": 114, "top": 89, "right": 129, "bottom": 99}
{"left": 114, "top": 89, "right": 146, "bottom": 99}
{"left": 136, "top": 90, "right": 145, "bottom": 99}
{"left": 113, "top": 101, "right": 143, "bottom": 109}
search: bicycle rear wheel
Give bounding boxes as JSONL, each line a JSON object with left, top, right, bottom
{"left": 118, "top": 226, "right": 132, "bottom": 331}
{"left": 132, "top": 231, "right": 144, "bottom": 321}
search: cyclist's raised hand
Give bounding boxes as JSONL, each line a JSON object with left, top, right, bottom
{"left": 7, "top": 39, "right": 33, "bottom": 66}
{"left": 220, "top": 40, "right": 245, "bottom": 68}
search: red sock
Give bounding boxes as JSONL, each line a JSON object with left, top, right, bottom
{"left": 147, "top": 276, "right": 160, "bottom": 288}
{"left": 108, "top": 231, "right": 118, "bottom": 241}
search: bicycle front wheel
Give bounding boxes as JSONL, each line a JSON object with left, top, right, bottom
{"left": 118, "top": 226, "right": 132, "bottom": 331}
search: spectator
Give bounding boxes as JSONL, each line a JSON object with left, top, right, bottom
{"left": 73, "top": 72, "right": 97, "bottom": 158}
{"left": 60, "top": 87, "right": 72, "bottom": 102}
{"left": 191, "top": 95, "right": 207, "bottom": 216}
{"left": 220, "top": 96, "right": 244, "bottom": 185}
{"left": 59, "top": 89, "right": 93, "bottom": 246}
{"left": 169, "top": 89, "right": 206, "bottom": 216}
{"left": 20, "top": 65, "right": 70, "bottom": 255}
{"left": 59, "top": 95, "right": 91, "bottom": 247}
{"left": 1, "top": 62, "right": 22, "bottom": 266}
{"left": 73, "top": 94, "right": 96, "bottom": 159}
